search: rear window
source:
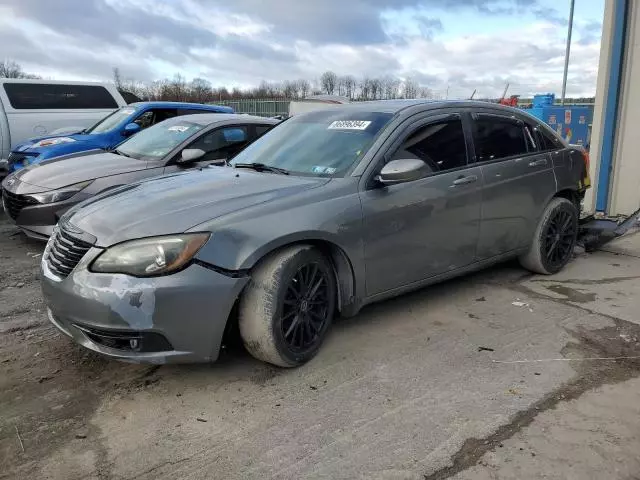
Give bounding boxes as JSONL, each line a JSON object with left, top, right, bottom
{"left": 473, "top": 115, "right": 528, "bottom": 161}
{"left": 3, "top": 83, "right": 118, "bottom": 110}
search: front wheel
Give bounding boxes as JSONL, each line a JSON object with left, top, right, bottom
{"left": 239, "top": 245, "right": 336, "bottom": 367}
{"left": 519, "top": 197, "right": 579, "bottom": 275}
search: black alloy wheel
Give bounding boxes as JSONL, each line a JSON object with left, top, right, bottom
{"left": 281, "top": 262, "right": 331, "bottom": 353}
{"left": 543, "top": 208, "right": 577, "bottom": 269}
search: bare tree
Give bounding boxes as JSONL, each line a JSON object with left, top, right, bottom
{"left": 320, "top": 71, "right": 338, "bottom": 95}
{"left": 359, "top": 77, "right": 371, "bottom": 100}
{"left": 190, "top": 77, "right": 212, "bottom": 103}
{"left": 419, "top": 86, "right": 434, "bottom": 99}
{"left": 382, "top": 76, "right": 400, "bottom": 99}
{"left": 370, "top": 78, "right": 383, "bottom": 100}
{"left": 296, "top": 79, "right": 310, "bottom": 98}
{"left": 343, "top": 75, "right": 356, "bottom": 100}
{"left": 112, "top": 67, "right": 123, "bottom": 89}
{"left": 282, "top": 80, "right": 298, "bottom": 99}
{"left": 403, "top": 78, "right": 419, "bottom": 99}
{"left": 0, "top": 60, "right": 39, "bottom": 79}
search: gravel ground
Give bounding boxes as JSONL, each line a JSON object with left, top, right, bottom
{"left": 0, "top": 209, "right": 639, "bottom": 480}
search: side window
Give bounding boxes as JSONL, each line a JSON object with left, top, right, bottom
{"left": 3, "top": 83, "right": 118, "bottom": 109}
{"left": 255, "top": 125, "right": 272, "bottom": 138}
{"left": 535, "top": 128, "right": 561, "bottom": 151}
{"left": 150, "top": 109, "right": 177, "bottom": 125}
{"left": 473, "top": 116, "right": 528, "bottom": 162}
{"left": 188, "top": 126, "right": 249, "bottom": 161}
{"left": 390, "top": 118, "right": 468, "bottom": 173}
{"left": 177, "top": 108, "right": 210, "bottom": 116}
{"left": 133, "top": 111, "right": 154, "bottom": 129}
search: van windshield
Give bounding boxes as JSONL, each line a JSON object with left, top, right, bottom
{"left": 229, "top": 110, "right": 393, "bottom": 176}
{"left": 87, "top": 107, "right": 136, "bottom": 134}
{"left": 115, "top": 118, "right": 204, "bottom": 160}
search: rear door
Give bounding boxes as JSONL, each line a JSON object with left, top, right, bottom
{"left": 472, "top": 112, "right": 556, "bottom": 259}
{"left": 360, "top": 111, "right": 483, "bottom": 296}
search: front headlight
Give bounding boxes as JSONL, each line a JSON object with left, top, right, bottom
{"left": 90, "top": 233, "right": 210, "bottom": 277}
{"left": 28, "top": 180, "right": 93, "bottom": 204}
{"left": 32, "top": 137, "right": 76, "bottom": 148}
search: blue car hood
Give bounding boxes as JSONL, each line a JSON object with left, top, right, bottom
{"left": 14, "top": 132, "right": 108, "bottom": 156}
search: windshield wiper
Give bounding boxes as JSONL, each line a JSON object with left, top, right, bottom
{"left": 234, "top": 162, "right": 289, "bottom": 175}
{"left": 112, "top": 148, "right": 131, "bottom": 158}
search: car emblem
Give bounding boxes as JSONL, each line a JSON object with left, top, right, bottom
{"left": 6, "top": 177, "right": 16, "bottom": 187}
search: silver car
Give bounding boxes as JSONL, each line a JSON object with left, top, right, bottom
{"left": 40, "top": 100, "right": 591, "bottom": 367}
{"left": 2, "top": 114, "right": 278, "bottom": 239}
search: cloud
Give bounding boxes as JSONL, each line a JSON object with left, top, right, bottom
{"left": 0, "top": 0, "right": 602, "bottom": 96}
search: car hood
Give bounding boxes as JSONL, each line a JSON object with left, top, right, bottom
{"left": 8, "top": 152, "right": 148, "bottom": 192}
{"left": 65, "top": 167, "right": 329, "bottom": 246}
{"left": 13, "top": 133, "right": 106, "bottom": 155}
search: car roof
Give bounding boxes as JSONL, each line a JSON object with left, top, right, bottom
{"left": 175, "top": 113, "right": 280, "bottom": 126}
{"left": 129, "top": 101, "right": 233, "bottom": 111}
{"left": 310, "top": 99, "right": 524, "bottom": 115}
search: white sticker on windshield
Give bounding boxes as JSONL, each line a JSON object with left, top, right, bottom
{"left": 168, "top": 125, "right": 189, "bottom": 132}
{"left": 122, "top": 108, "right": 136, "bottom": 115}
{"left": 328, "top": 120, "right": 371, "bottom": 130}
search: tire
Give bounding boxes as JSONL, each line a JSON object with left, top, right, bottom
{"left": 519, "top": 197, "right": 579, "bottom": 275}
{"left": 239, "top": 245, "right": 337, "bottom": 367}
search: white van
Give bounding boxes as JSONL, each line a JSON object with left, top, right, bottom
{"left": 0, "top": 79, "right": 128, "bottom": 176}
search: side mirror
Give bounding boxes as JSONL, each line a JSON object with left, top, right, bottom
{"left": 178, "top": 148, "right": 206, "bottom": 164}
{"left": 375, "top": 159, "right": 430, "bottom": 186}
{"left": 123, "top": 123, "right": 141, "bottom": 137}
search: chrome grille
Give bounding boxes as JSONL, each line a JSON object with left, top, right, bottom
{"left": 45, "top": 227, "right": 93, "bottom": 278}
{"left": 2, "top": 188, "right": 37, "bottom": 220}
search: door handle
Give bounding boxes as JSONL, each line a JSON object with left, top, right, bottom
{"left": 451, "top": 175, "right": 478, "bottom": 186}
{"left": 528, "top": 159, "right": 548, "bottom": 167}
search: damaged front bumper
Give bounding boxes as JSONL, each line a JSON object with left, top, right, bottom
{"left": 41, "top": 248, "right": 249, "bottom": 364}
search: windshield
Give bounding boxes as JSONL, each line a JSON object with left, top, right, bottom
{"left": 116, "top": 118, "right": 204, "bottom": 160}
{"left": 229, "top": 110, "right": 393, "bottom": 176}
{"left": 87, "top": 107, "right": 137, "bottom": 134}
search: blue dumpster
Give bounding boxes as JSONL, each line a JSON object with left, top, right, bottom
{"left": 529, "top": 100, "right": 593, "bottom": 148}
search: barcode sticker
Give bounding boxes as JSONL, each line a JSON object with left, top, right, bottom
{"left": 328, "top": 120, "right": 371, "bottom": 130}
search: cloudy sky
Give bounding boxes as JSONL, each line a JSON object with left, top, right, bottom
{"left": 0, "top": 0, "right": 604, "bottom": 97}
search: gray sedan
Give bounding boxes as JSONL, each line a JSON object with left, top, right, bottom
{"left": 1, "top": 114, "right": 278, "bottom": 239}
{"left": 40, "top": 100, "right": 591, "bottom": 367}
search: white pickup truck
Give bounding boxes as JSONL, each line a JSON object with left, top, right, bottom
{"left": 0, "top": 79, "right": 128, "bottom": 177}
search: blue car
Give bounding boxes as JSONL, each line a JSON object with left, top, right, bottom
{"left": 7, "top": 101, "right": 234, "bottom": 172}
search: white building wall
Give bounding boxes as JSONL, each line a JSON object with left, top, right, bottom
{"left": 609, "top": 0, "right": 640, "bottom": 215}
{"left": 587, "top": 0, "right": 640, "bottom": 216}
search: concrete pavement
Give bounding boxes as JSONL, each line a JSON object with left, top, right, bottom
{"left": 2, "top": 226, "right": 639, "bottom": 480}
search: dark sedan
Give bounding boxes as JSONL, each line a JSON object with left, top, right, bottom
{"left": 40, "top": 100, "right": 590, "bottom": 367}
{"left": 2, "top": 114, "right": 278, "bottom": 239}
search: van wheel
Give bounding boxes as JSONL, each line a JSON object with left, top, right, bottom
{"left": 519, "top": 197, "right": 578, "bottom": 275}
{"left": 239, "top": 245, "right": 336, "bottom": 367}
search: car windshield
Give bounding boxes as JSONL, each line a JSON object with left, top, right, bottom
{"left": 116, "top": 118, "right": 205, "bottom": 161}
{"left": 229, "top": 110, "right": 393, "bottom": 176}
{"left": 86, "top": 107, "right": 137, "bottom": 134}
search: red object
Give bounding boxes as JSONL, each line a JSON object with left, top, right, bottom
{"left": 499, "top": 95, "right": 520, "bottom": 107}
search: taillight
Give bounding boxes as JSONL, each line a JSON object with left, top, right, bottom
{"left": 582, "top": 150, "right": 591, "bottom": 188}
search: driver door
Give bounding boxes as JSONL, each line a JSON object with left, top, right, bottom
{"left": 359, "top": 112, "right": 483, "bottom": 297}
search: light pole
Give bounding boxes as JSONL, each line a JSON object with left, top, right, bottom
{"left": 561, "top": 0, "right": 576, "bottom": 105}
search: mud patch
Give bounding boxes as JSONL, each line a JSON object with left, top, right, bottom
{"left": 544, "top": 284, "right": 597, "bottom": 303}
{"left": 423, "top": 318, "right": 640, "bottom": 480}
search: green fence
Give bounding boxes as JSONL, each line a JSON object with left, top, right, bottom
{"left": 215, "top": 99, "right": 290, "bottom": 117}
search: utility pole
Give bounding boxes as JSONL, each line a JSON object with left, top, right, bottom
{"left": 561, "top": 0, "right": 575, "bottom": 105}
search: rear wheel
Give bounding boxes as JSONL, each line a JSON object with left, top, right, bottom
{"left": 519, "top": 197, "right": 578, "bottom": 275}
{"left": 239, "top": 245, "right": 336, "bottom": 367}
